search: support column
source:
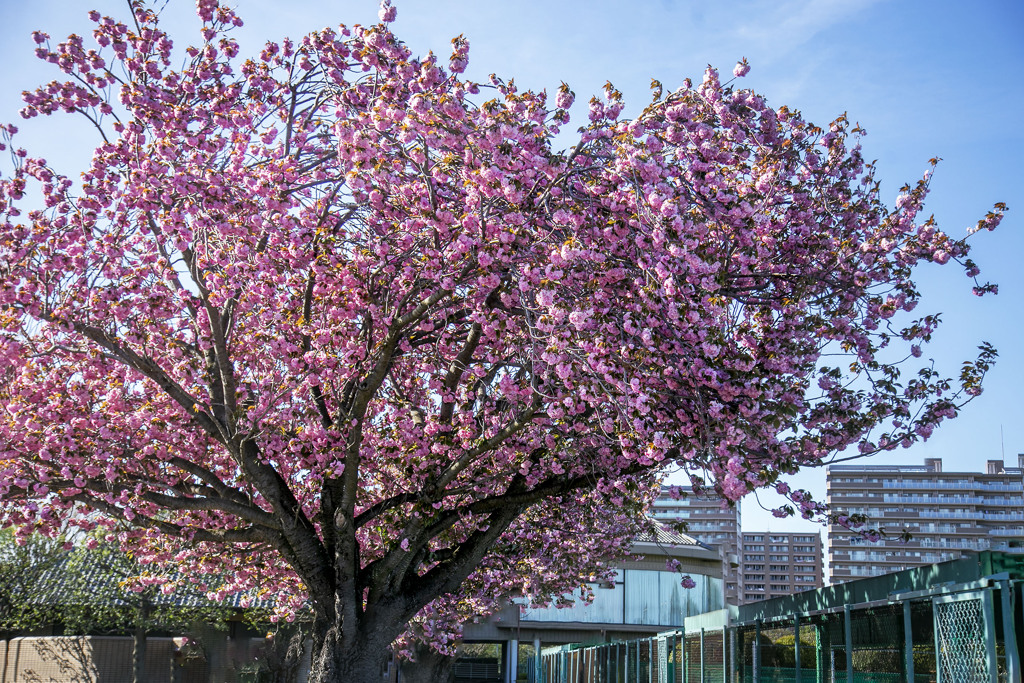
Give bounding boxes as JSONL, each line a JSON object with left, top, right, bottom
{"left": 508, "top": 639, "right": 519, "bottom": 683}
{"left": 843, "top": 604, "right": 854, "bottom": 683}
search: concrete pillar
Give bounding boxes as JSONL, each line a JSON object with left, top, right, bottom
{"left": 507, "top": 639, "right": 519, "bottom": 683}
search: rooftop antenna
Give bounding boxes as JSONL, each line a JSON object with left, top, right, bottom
{"left": 1001, "top": 424, "right": 1005, "bottom": 460}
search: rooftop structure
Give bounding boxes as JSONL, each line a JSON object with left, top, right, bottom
{"left": 827, "top": 454, "right": 1024, "bottom": 583}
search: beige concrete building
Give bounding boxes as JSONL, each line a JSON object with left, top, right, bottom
{"left": 650, "top": 488, "right": 742, "bottom": 605}
{"left": 827, "top": 455, "right": 1024, "bottom": 583}
{"left": 739, "top": 531, "right": 824, "bottom": 603}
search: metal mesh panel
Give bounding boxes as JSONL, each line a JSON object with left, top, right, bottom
{"left": 639, "top": 639, "right": 651, "bottom": 683}
{"left": 703, "top": 630, "right": 725, "bottom": 683}
{"left": 797, "top": 624, "right": 818, "bottom": 675}
{"left": 684, "top": 634, "right": 701, "bottom": 683}
{"left": 849, "top": 604, "right": 905, "bottom": 681}
{"left": 758, "top": 623, "right": 797, "bottom": 683}
{"left": 738, "top": 626, "right": 756, "bottom": 683}
{"left": 934, "top": 596, "right": 991, "bottom": 683}
{"left": 910, "top": 599, "right": 937, "bottom": 682}
{"left": 819, "top": 612, "right": 848, "bottom": 682}
{"left": 672, "top": 637, "right": 684, "bottom": 683}
{"left": 626, "top": 641, "right": 638, "bottom": 683}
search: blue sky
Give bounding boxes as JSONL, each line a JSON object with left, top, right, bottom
{"left": 1, "top": 0, "right": 1021, "bottom": 536}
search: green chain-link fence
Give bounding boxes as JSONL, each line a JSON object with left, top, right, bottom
{"left": 537, "top": 578, "right": 1020, "bottom": 683}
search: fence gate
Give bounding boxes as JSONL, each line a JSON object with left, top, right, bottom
{"left": 932, "top": 589, "right": 997, "bottom": 683}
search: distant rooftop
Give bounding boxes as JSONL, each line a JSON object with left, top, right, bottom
{"left": 635, "top": 520, "right": 705, "bottom": 548}
{"left": 828, "top": 454, "right": 1024, "bottom": 475}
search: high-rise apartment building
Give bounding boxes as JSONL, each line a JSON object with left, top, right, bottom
{"left": 739, "top": 531, "right": 824, "bottom": 603}
{"left": 651, "top": 489, "right": 742, "bottom": 605}
{"left": 827, "top": 455, "right": 1024, "bottom": 583}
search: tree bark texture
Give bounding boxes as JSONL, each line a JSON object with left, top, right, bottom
{"left": 399, "top": 642, "right": 456, "bottom": 683}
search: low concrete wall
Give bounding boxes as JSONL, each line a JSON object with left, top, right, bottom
{"left": 3, "top": 636, "right": 179, "bottom": 682}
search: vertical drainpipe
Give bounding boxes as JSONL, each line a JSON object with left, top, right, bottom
{"left": 902, "top": 600, "right": 915, "bottom": 683}
{"left": 843, "top": 604, "right": 854, "bottom": 683}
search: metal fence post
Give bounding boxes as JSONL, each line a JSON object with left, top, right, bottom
{"left": 999, "top": 579, "right": 1020, "bottom": 683}
{"left": 534, "top": 638, "right": 543, "bottom": 683}
{"left": 666, "top": 634, "right": 674, "bottom": 683}
{"left": 794, "top": 613, "right": 802, "bottom": 683}
{"left": 682, "top": 631, "right": 687, "bottom": 683}
{"left": 812, "top": 623, "right": 822, "bottom": 683}
{"left": 722, "top": 626, "right": 728, "bottom": 683}
{"left": 650, "top": 638, "right": 655, "bottom": 683}
{"left": 843, "top": 604, "right": 854, "bottom": 683}
{"left": 700, "top": 628, "right": 706, "bottom": 683}
{"left": 754, "top": 619, "right": 761, "bottom": 683}
{"left": 902, "top": 599, "right": 915, "bottom": 683}
{"left": 729, "top": 626, "right": 736, "bottom": 683}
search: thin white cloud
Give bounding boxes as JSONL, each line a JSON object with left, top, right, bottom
{"left": 731, "top": 0, "right": 888, "bottom": 57}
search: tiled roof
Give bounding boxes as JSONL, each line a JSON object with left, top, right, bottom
{"left": 634, "top": 520, "right": 707, "bottom": 548}
{"left": 16, "top": 553, "right": 275, "bottom": 611}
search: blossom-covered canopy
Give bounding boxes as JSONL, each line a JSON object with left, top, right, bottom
{"left": 0, "top": 1, "right": 1002, "bottom": 679}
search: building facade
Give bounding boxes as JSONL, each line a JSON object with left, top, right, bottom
{"left": 650, "top": 488, "right": 742, "bottom": 605}
{"left": 461, "top": 523, "right": 724, "bottom": 682}
{"left": 827, "top": 455, "right": 1024, "bottom": 583}
{"left": 739, "top": 531, "right": 823, "bottom": 603}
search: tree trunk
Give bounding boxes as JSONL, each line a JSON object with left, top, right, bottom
{"left": 261, "top": 626, "right": 306, "bottom": 683}
{"left": 132, "top": 626, "right": 147, "bottom": 683}
{"left": 306, "top": 622, "right": 394, "bottom": 683}
{"left": 132, "top": 601, "right": 149, "bottom": 683}
{"left": 399, "top": 641, "right": 456, "bottom": 683}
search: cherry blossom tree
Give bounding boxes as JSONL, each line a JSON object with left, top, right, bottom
{"left": 0, "top": 1, "right": 1004, "bottom": 681}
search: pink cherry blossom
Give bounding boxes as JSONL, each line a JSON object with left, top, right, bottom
{"left": 0, "top": 2, "right": 1002, "bottom": 681}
